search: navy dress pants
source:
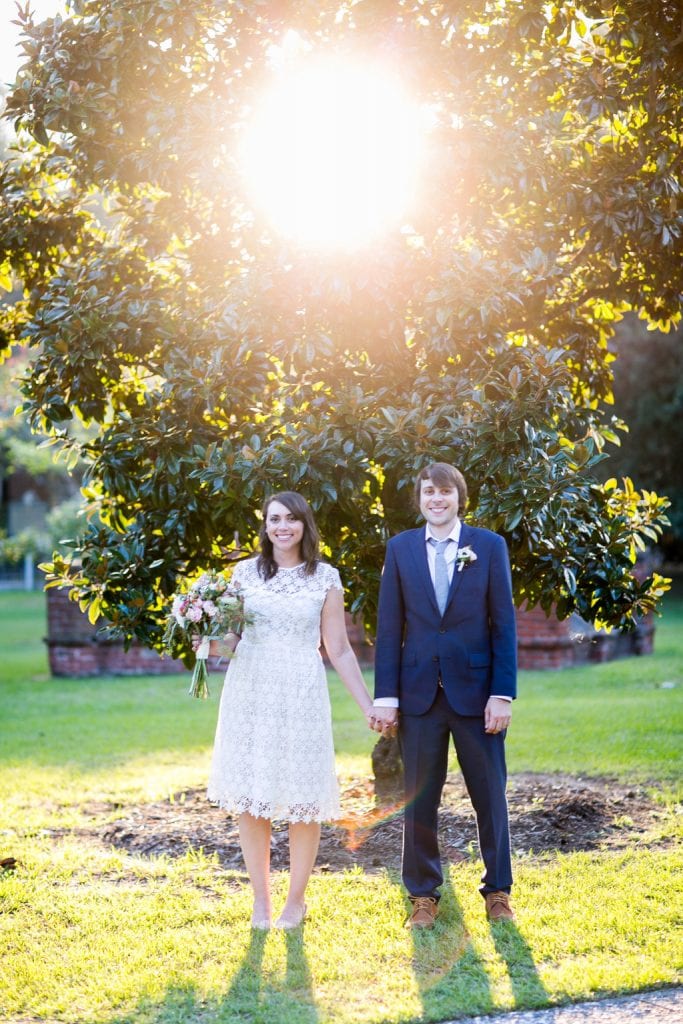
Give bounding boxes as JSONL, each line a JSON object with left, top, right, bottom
{"left": 399, "top": 687, "right": 512, "bottom": 899}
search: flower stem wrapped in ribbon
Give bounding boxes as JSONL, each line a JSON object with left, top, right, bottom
{"left": 163, "top": 570, "right": 248, "bottom": 698}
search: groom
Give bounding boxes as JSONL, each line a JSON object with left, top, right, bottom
{"left": 372, "top": 462, "right": 517, "bottom": 927}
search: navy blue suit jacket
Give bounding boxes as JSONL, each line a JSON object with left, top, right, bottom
{"left": 375, "top": 524, "right": 517, "bottom": 716}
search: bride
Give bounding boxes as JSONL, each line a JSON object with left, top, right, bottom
{"left": 195, "top": 491, "right": 375, "bottom": 929}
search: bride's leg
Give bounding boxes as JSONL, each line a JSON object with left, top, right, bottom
{"left": 238, "top": 812, "right": 272, "bottom": 928}
{"left": 275, "top": 821, "right": 321, "bottom": 928}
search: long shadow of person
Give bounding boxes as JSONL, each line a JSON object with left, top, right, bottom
{"left": 284, "top": 926, "right": 319, "bottom": 1024}
{"left": 105, "top": 923, "right": 320, "bottom": 1024}
{"left": 222, "top": 925, "right": 269, "bottom": 1017}
{"left": 410, "top": 875, "right": 496, "bottom": 1021}
{"left": 221, "top": 923, "right": 320, "bottom": 1023}
{"left": 488, "top": 916, "right": 549, "bottom": 1010}
{"left": 410, "top": 873, "right": 551, "bottom": 1020}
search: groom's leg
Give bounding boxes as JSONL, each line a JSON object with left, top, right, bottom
{"left": 448, "top": 711, "right": 513, "bottom": 895}
{"left": 400, "top": 692, "right": 451, "bottom": 900}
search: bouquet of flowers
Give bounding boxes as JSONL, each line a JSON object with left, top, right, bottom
{"left": 163, "top": 570, "right": 247, "bottom": 699}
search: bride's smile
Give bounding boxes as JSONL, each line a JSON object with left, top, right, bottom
{"left": 266, "top": 500, "right": 305, "bottom": 563}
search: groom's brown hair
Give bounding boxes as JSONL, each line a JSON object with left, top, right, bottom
{"left": 414, "top": 463, "right": 468, "bottom": 511}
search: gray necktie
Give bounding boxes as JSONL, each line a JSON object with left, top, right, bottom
{"left": 429, "top": 538, "right": 450, "bottom": 615}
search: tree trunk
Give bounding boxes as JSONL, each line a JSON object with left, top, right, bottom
{"left": 371, "top": 735, "right": 404, "bottom": 806}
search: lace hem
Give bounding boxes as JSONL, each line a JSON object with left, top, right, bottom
{"left": 206, "top": 790, "right": 341, "bottom": 823}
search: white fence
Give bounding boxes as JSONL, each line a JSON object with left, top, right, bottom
{"left": 0, "top": 555, "right": 38, "bottom": 590}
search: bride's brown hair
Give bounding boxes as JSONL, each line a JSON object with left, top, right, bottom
{"left": 257, "top": 491, "right": 320, "bottom": 581}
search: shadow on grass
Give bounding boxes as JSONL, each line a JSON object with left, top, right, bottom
{"left": 410, "top": 880, "right": 494, "bottom": 1021}
{"left": 218, "top": 925, "right": 319, "bottom": 1023}
{"left": 410, "top": 877, "right": 549, "bottom": 1020}
{"left": 108, "top": 925, "right": 320, "bottom": 1024}
{"left": 283, "top": 927, "right": 320, "bottom": 1024}
{"left": 489, "top": 915, "right": 549, "bottom": 1010}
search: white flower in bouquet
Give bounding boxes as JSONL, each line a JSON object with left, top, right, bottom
{"left": 172, "top": 594, "right": 187, "bottom": 626}
{"left": 218, "top": 592, "right": 243, "bottom": 612}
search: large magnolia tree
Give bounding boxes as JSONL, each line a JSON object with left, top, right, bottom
{"left": 1, "top": 0, "right": 679, "bottom": 652}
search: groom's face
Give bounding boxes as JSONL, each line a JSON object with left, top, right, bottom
{"left": 419, "top": 477, "right": 459, "bottom": 533}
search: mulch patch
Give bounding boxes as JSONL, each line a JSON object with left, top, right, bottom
{"left": 59, "top": 772, "right": 671, "bottom": 875}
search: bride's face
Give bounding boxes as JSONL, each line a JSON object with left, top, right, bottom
{"left": 265, "top": 500, "right": 305, "bottom": 559}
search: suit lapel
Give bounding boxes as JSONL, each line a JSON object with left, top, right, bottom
{"left": 408, "top": 529, "right": 440, "bottom": 615}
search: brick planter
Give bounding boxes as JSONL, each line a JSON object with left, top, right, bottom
{"left": 516, "top": 603, "right": 656, "bottom": 670}
{"left": 46, "top": 586, "right": 184, "bottom": 677}
{"left": 46, "top": 587, "right": 654, "bottom": 678}
{"left": 515, "top": 603, "right": 576, "bottom": 670}
{"left": 46, "top": 586, "right": 375, "bottom": 677}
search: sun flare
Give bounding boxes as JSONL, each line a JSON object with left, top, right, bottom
{"left": 242, "top": 58, "right": 425, "bottom": 247}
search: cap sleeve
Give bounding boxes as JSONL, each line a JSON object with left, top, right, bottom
{"left": 320, "top": 563, "right": 343, "bottom": 593}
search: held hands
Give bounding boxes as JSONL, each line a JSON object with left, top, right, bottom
{"left": 484, "top": 696, "right": 512, "bottom": 734}
{"left": 367, "top": 706, "right": 399, "bottom": 738}
{"left": 366, "top": 699, "right": 507, "bottom": 736}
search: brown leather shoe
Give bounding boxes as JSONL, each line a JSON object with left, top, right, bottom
{"left": 485, "top": 891, "right": 515, "bottom": 921}
{"left": 406, "top": 897, "right": 439, "bottom": 929}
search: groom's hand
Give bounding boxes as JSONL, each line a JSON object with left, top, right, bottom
{"left": 484, "top": 697, "right": 512, "bottom": 734}
{"left": 370, "top": 706, "right": 399, "bottom": 736}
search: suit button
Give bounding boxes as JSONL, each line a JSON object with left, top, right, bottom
{"left": 432, "top": 656, "right": 438, "bottom": 662}
{"left": 439, "top": 628, "right": 445, "bottom": 634}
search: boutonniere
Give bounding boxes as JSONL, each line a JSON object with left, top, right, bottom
{"left": 455, "top": 545, "right": 477, "bottom": 572}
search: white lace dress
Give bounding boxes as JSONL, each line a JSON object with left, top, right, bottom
{"left": 207, "top": 558, "right": 343, "bottom": 823}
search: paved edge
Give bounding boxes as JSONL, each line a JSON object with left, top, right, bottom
{"left": 437, "top": 987, "right": 682, "bottom": 1024}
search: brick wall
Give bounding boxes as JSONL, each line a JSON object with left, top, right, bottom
{"left": 46, "top": 587, "right": 184, "bottom": 678}
{"left": 516, "top": 603, "right": 656, "bottom": 670}
{"left": 46, "top": 587, "right": 654, "bottom": 678}
{"left": 46, "top": 586, "right": 375, "bottom": 676}
{"left": 515, "top": 604, "right": 576, "bottom": 670}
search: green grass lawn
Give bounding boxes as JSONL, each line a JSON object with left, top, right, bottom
{"left": 1, "top": 587, "right": 681, "bottom": 1023}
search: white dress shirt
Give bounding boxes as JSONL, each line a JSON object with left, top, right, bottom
{"left": 374, "top": 520, "right": 511, "bottom": 708}
{"left": 424, "top": 520, "right": 462, "bottom": 584}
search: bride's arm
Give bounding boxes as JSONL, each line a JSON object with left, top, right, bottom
{"left": 320, "top": 588, "right": 375, "bottom": 726}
